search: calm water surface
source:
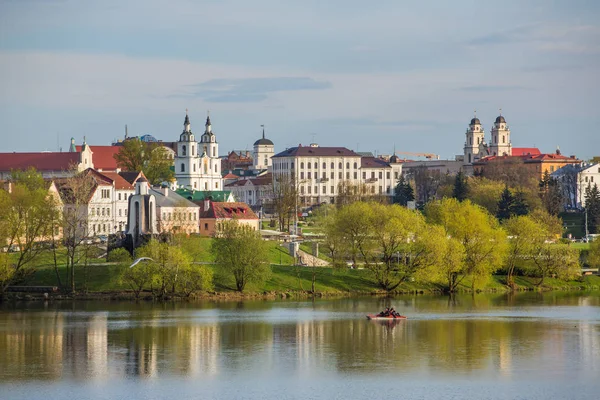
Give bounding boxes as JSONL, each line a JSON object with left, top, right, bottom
{"left": 1, "top": 293, "right": 599, "bottom": 400}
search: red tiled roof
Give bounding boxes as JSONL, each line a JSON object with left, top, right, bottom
{"left": 222, "top": 173, "right": 239, "bottom": 179}
{"left": 476, "top": 153, "right": 580, "bottom": 164}
{"left": 0, "top": 152, "right": 80, "bottom": 172}
{"left": 98, "top": 171, "right": 135, "bottom": 190}
{"left": 76, "top": 145, "right": 121, "bottom": 170}
{"left": 200, "top": 201, "right": 258, "bottom": 220}
{"left": 512, "top": 147, "right": 541, "bottom": 156}
{"left": 273, "top": 146, "right": 360, "bottom": 158}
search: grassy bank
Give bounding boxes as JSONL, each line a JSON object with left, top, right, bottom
{"left": 19, "top": 261, "right": 600, "bottom": 296}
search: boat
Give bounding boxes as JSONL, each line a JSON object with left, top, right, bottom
{"left": 366, "top": 314, "right": 407, "bottom": 320}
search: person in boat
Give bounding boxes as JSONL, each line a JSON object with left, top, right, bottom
{"left": 378, "top": 307, "right": 390, "bottom": 317}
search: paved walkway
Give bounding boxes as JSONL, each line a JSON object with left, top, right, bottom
{"left": 297, "top": 249, "right": 329, "bottom": 267}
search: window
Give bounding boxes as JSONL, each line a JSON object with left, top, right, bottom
{"left": 193, "top": 164, "right": 196, "bottom": 172}
{"left": 101, "top": 208, "right": 105, "bottom": 216}
{"left": 97, "top": 207, "right": 100, "bottom": 215}
{"left": 338, "top": 162, "right": 342, "bottom": 169}
{"left": 314, "top": 186, "right": 318, "bottom": 194}
{"left": 182, "top": 145, "right": 187, "bottom": 156}
{"left": 91, "top": 208, "right": 95, "bottom": 216}
{"left": 308, "top": 172, "right": 312, "bottom": 179}
{"left": 354, "top": 172, "right": 357, "bottom": 179}
{"left": 301, "top": 186, "right": 305, "bottom": 194}
{"left": 118, "top": 193, "right": 121, "bottom": 200}
{"left": 323, "top": 186, "right": 327, "bottom": 194}
{"left": 119, "top": 209, "right": 122, "bottom": 217}
{"left": 181, "top": 164, "right": 185, "bottom": 172}
{"left": 322, "top": 172, "right": 326, "bottom": 179}
{"left": 300, "top": 172, "right": 304, "bottom": 179}
{"left": 308, "top": 186, "right": 312, "bottom": 194}
{"left": 346, "top": 172, "right": 350, "bottom": 179}
{"left": 330, "top": 172, "right": 334, "bottom": 179}
{"left": 346, "top": 162, "right": 350, "bottom": 169}
{"left": 92, "top": 224, "right": 96, "bottom": 233}
{"left": 354, "top": 162, "right": 357, "bottom": 169}
{"left": 363, "top": 172, "right": 366, "bottom": 179}
{"left": 386, "top": 171, "right": 390, "bottom": 179}
{"left": 323, "top": 162, "right": 326, "bottom": 169}
{"left": 331, "top": 162, "right": 334, "bottom": 169}
{"left": 502, "top": 136, "right": 505, "bottom": 144}
{"left": 216, "top": 182, "right": 219, "bottom": 189}
{"left": 107, "top": 208, "right": 110, "bottom": 217}
{"left": 308, "top": 162, "right": 311, "bottom": 169}
{"left": 371, "top": 172, "right": 375, "bottom": 178}
{"left": 192, "top": 145, "right": 194, "bottom": 155}
{"left": 314, "top": 162, "right": 317, "bottom": 169}
{"left": 331, "top": 185, "right": 334, "bottom": 194}
{"left": 204, "top": 223, "right": 208, "bottom": 230}
{"left": 379, "top": 171, "right": 382, "bottom": 179}
{"left": 338, "top": 172, "right": 342, "bottom": 179}
{"left": 101, "top": 189, "right": 110, "bottom": 199}
{"left": 301, "top": 162, "right": 304, "bottom": 169}
{"left": 394, "top": 172, "right": 398, "bottom": 179}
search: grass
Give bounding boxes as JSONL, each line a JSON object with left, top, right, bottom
{"left": 299, "top": 242, "right": 333, "bottom": 262}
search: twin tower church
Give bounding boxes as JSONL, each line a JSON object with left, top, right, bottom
{"left": 174, "top": 112, "right": 274, "bottom": 191}
{"left": 463, "top": 112, "right": 512, "bottom": 164}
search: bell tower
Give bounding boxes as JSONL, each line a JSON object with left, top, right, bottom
{"left": 490, "top": 109, "right": 512, "bottom": 156}
{"left": 464, "top": 112, "right": 485, "bottom": 164}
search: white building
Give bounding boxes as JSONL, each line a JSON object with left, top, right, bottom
{"left": 226, "top": 175, "right": 273, "bottom": 207}
{"left": 489, "top": 114, "right": 512, "bottom": 157}
{"left": 552, "top": 163, "right": 600, "bottom": 209}
{"left": 463, "top": 116, "right": 486, "bottom": 165}
{"left": 175, "top": 112, "right": 223, "bottom": 192}
{"left": 252, "top": 126, "right": 275, "bottom": 171}
{"left": 272, "top": 144, "right": 402, "bottom": 205}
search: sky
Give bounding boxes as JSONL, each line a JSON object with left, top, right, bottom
{"left": 1, "top": 0, "right": 599, "bottom": 160}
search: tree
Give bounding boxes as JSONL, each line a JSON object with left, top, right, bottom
{"left": 452, "top": 171, "right": 469, "bottom": 202}
{"left": 467, "top": 177, "right": 505, "bottom": 215}
{"left": 496, "top": 187, "right": 514, "bottom": 221}
{"left": 410, "top": 166, "right": 447, "bottom": 205}
{"left": 584, "top": 184, "right": 600, "bottom": 234}
{"left": 177, "top": 264, "right": 214, "bottom": 297}
{"left": 331, "top": 202, "right": 375, "bottom": 268}
{"left": 0, "top": 169, "right": 59, "bottom": 295}
{"left": 511, "top": 190, "right": 530, "bottom": 216}
{"left": 121, "top": 258, "right": 156, "bottom": 300}
{"left": 529, "top": 244, "right": 580, "bottom": 286}
{"left": 588, "top": 239, "right": 600, "bottom": 268}
{"left": 211, "top": 221, "right": 271, "bottom": 292}
{"left": 136, "top": 239, "right": 192, "bottom": 298}
{"left": 426, "top": 198, "right": 507, "bottom": 292}
{"left": 393, "top": 175, "right": 415, "bottom": 206}
{"left": 336, "top": 181, "right": 386, "bottom": 206}
{"left": 272, "top": 174, "right": 299, "bottom": 232}
{"left": 114, "top": 139, "right": 174, "bottom": 185}
{"left": 502, "top": 216, "right": 548, "bottom": 288}
{"left": 539, "top": 171, "right": 563, "bottom": 215}
{"left": 57, "top": 170, "right": 97, "bottom": 293}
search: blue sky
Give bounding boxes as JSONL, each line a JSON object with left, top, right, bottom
{"left": 1, "top": 0, "right": 599, "bottom": 159}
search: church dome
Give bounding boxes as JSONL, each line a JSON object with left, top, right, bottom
{"left": 389, "top": 154, "right": 400, "bottom": 163}
{"left": 495, "top": 115, "right": 506, "bottom": 124}
{"left": 470, "top": 117, "right": 481, "bottom": 125}
{"left": 254, "top": 137, "right": 274, "bottom": 146}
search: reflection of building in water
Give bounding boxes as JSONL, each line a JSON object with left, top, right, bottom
{"left": 87, "top": 313, "right": 108, "bottom": 379}
{"left": 296, "top": 321, "right": 327, "bottom": 374}
{"left": 498, "top": 334, "right": 512, "bottom": 377}
{"left": 182, "top": 324, "right": 220, "bottom": 377}
{"left": 578, "top": 322, "right": 599, "bottom": 371}
{"left": 126, "top": 340, "right": 158, "bottom": 377}
{"left": 1, "top": 312, "right": 64, "bottom": 380}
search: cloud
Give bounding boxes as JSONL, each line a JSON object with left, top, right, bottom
{"left": 180, "top": 77, "right": 332, "bottom": 103}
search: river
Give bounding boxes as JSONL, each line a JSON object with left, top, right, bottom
{"left": 1, "top": 292, "right": 599, "bottom": 399}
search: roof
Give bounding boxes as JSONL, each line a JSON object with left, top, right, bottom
{"left": 98, "top": 171, "right": 134, "bottom": 190}
{"left": 273, "top": 146, "right": 360, "bottom": 158}
{"left": 119, "top": 171, "right": 144, "bottom": 184}
{"left": 76, "top": 145, "right": 121, "bottom": 170}
{"left": 222, "top": 172, "right": 239, "bottom": 179}
{"left": 495, "top": 115, "right": 506, "bottom": 124}
{"left": 361, "top": 157, "right": 391, "bottom": 168}
{"left": 512, "top": 147, "right": 541, "bottom": 156}
{"left": 254, "top": 138, "right": 274, "bottom": 146}
{"left": 225, "top": 175, "right": 272, "bottom": 188}
{"left": 149, "top": 188, "right": 199, "bottom": 208}
{"left": 175, "top": 189, "right": 234, "bottom": 203}
{"left": 200, "top": 201, "right": 258, "bottom": 220}
{"left": 0, "top": 152, "right": 80, "bottom": 172}
{"left": 475, "top": 153, "right": 581, "bottom": 165}
{"left": 470, "top": 117, "right": 481, "bottom": 125}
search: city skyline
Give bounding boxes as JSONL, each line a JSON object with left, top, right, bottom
{"left": 1, "top": 0, "right": 599, "bottom": 159}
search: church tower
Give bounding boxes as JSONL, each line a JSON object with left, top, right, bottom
{"left": 252, "top": 125, "right": 274, "bottom": 170}
{"left": 175, "top": 111, "right": 200, "bottom": 190}
{"left": 489, "top": 111, "right": 512, "bottom": 156}
{"left": 464, "top": 113, "right": 485, "bottom": 164}
{"left": 198, "top": 113, "right": 222, "bottom": 191}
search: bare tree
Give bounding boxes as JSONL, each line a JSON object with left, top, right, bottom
{"left": 272, "top": 173, "right": 299, "bottom": 232}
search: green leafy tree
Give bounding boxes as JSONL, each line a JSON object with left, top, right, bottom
{"left": 136, "top": 239, "right": 191, "bottom": 298}
{"left": 0, "top": 169, "right": 59, "bottom": 294}
{"left": 211, "top": 221, "right": 270, "bottom": 292}
{"left": 452, "top": 171, "right": 469, "bottom": 202}
{"left": 584, "top": 184, "right": 600, "bottom": 234}
{"left": 588, "top": 239, "right": 600, "bottom": 267}
{"left": 114, "top": 139, "right": 174, "bottom": 185}
{"left": 332, "top": 202, "right": 375, "bottom": 267}
{"left": 426, "top": 198, "right": 507, "bottom": 292}
{"left": 539, "top": 171, "right": 563, "bottom": 216}
{"left": 529, "top": 244, "right": 580, "bottom": 286}
{"left": 467, "top": 177, "right": 505, "bottom": 215}
{"left": 177, "top": 264, "right": 214, "bottom": 297}
{"left": 121, "top": 258, "right": 156, "bottom": 299}
{"left": 393, "top": 175, "right": 415, "bottom": 206}
{"left": 496, "top": 186, "right": 514, "bottom": 221}
{"left": 503, "top": 216, "right": 548, "bottom": 288}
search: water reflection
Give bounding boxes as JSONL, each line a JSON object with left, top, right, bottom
{"left": 0, "top": 293, "right": 598, "bottom": 384}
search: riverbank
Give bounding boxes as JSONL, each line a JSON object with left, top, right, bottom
{"left": 7, "top": 263, "right": 600, "bottom": 302}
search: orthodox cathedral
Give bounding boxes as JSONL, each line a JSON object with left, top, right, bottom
{"left": 175, "top": 112, "right": 223, "bottom": 191}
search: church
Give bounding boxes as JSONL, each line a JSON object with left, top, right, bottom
{"left": 174, "top": 112, "right": 223, "bottom": 191}
{"left": 463, "top": 111, "right": 520, "bottom": 164}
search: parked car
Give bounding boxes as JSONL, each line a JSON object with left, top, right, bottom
{"left": 98, "top": 235, "right": 108, "bottom": 244}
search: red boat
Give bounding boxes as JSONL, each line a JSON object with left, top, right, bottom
{"left": 366, "top": 314, "right": 407, "bottom": 320}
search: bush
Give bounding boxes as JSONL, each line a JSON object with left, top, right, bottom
{"left": 107, "top": 248, "right": 133, "bottom": 263}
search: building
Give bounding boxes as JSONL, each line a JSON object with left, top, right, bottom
{"left": 221, "top": 150, "right": 253, "bottom": 171}
{"left": 474, "top": 149, "right": 581, "bottom": 180}
{"left": 272, "top": 144, "right": 402, "bottom": 206}
{"left": 0, "top": 139, "right": 95, "bottom": 180}
{"left": 174, "top": 112, "right": 223, "bottom": 192}
{"left": 552, "top": 163, "right": 600, "bottom": 209}
{"left": 176, "top": 188, "right": 235, "bottom": 203}
{"left": 252, "top": 126, "right": 275, "bottom": 171}
{"left": 225, "top": 174, "right": 273, "bottom": 208}
{"left": 198, "top": 200, "right": 259, "bottom": 236}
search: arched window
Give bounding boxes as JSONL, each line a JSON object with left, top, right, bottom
{"left": 346, "top": 162, "right": 350, "bottom": 169}
{"left": 182, "top": 145, "right": 187, "bottom": 156}
{"left": 300, "top": 162, "right": 304, "bottom": 169}
{"left": 502, "top": 136, "right": 505, "bottom": 144}
{"left": 191, "top": 145, "right": 195, "bottom": 155}
{"left": 308, "top": 163, "right": 311, "bottom": 169}
{"left": 323, "top": 162, "right": 326, "bottom": 169}
{"left": 339, "top": 162, "right": 342, "bottom": 169}
{"left": 314, "top": 162, "right": 317, "bottom": 169}
{"left": 181, "top": 164, "right": 185, "bottom": 172}
{"left": 331, "top": 162, "right": 334, "bottom": 169}
{"left": 353, "top": 162, "right": 357, "bottom": 169}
